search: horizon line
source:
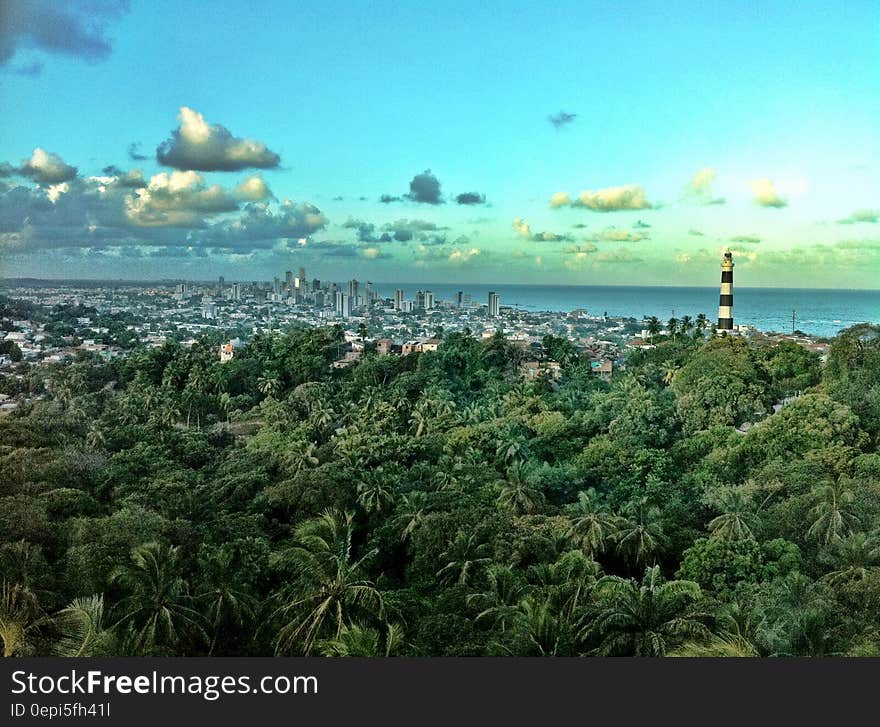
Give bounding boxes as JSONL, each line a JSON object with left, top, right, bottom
{"left": 0, "top": 277, "right": 878, "bottom": 294}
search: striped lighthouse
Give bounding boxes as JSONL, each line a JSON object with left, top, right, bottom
{"left": 717, "top": 250, "right": 734, "bottom": 332}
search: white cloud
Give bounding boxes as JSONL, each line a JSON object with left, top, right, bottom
{"left": 551, "top": 184, "right": 651, "bottom": 212}
{"left": 156, "top": 107, "right": 281, "bottom": 172}
{"left": 684, "top": 167, "right": 725, "bottom": 205}
{"left": 0, "top": 147, "right": 78, "bottom": 185}
{"left": 512, "top": 217, "right": 531, "bottom": 237}
{"left": 752, "top": 178, "right": 787, "bottom": 208}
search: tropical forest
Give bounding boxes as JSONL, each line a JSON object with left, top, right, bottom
{"left": 2, "top": 309, "right": 880, "bottom": 657}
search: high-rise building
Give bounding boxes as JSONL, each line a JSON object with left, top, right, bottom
{"left": 456, "top": 291, "right": 463, "bottom": 308}
{"left": 416, "top": 290, "right": 426, "bottom": 309}
{"left": 231, "top": 283, "right": 242, "bottom": 301}
{"left": 218, "top": 276, "right": 225, "bottom": 295}
{"left": 717, "top": 251, "right": 734, "bottom": 332}
{"left": 394, "top": 289, "right": 405, "bottom": 311}
{"left": 312, "top": 278, "right": 321, "bottom": 292}
{"left": 424, "top": 290, "right": 435, "bottom": 310}
{"left": 272, "top": 276, "right": 280, "bottom": 295}
{"left": 294, "top": 267, "right": 306, "bottom": 297}
{"left": 335, "top": 291, "right": 351, "bottom": 318}
{"left": 488, "top": 291, "right": 500, "bottom": 317}
{"left": 285, "top": 270, "right": 293, "bottom": 293}
{"left": 348, "top": 279, "right": 359, "bottom": 305}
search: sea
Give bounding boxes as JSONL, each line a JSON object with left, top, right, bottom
{"left": 374, "top": 284, "right": 880, "bottom": 338}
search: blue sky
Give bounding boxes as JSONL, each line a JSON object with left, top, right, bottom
{"left": 1, "top": 0, "right": 879, "bottom": 287}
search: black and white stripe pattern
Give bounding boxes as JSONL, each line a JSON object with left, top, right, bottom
{"left": 717, "top": 251, "right": 734, "bottom": 330}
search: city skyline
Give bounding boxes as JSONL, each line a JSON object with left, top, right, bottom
{"left": 1, "top": 1, "right": 879, "bottom": 288}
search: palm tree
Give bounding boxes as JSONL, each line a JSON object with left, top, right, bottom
{"left": 668, "top": 632, "right": 759, "bottom": 657}
{"left": 695, "top": 313, "right": 708, "bottom": 334}
{"left": 496, "top": 463, "right": 544, "bottom": 515}
{"left": 0, "top": 580, "right": 41, "bottom": 657}
{"left": 495, "top": 432, "right": 529, "bottom": 465}
{"left": 706, "top": 485, "right": 758, "bottom": 542}
{"left": 661, "top": 361, "right": 678, "bottom": 386}
{"left": 467, "top": 566, "right": 527, "bottom": 632}
{"left": 53, "top": 595, "right": 118, "bottom": 657}
{"left": 528, "top": 550, "right": 601, "bottom": 624}
{"left": 432, "top": 465, "right": 461, "bottom": 492}
{"left": 667, "top": 317, "right": 679, "bottom": 340}
{"left": 409, "top": 407, "right": 429, "bottom": 438}
{"left": 391, "top": 491, "right": 430, "bottom": 543}
{"left": 807, "top": 476, "right": 860, "bottom": 546}
{"left": 820, "top": 532, "right": 880, "bottom": 586}
{"left": 357, "top": 469, "right": 395, "bottom": 514}
{"left": 680, "top": 315, "right": 693, "bottom": 337}
{"left": 218, "top": 392, "right": 233, "bottom": 424}
{"left": 507, "top": 596, "right": 569, "bottom": 656}
{"left": 310, "top": 402, "right": 336, "bottom": 434}
{"left": 436, "top": 532, "right": 492, "bottom": 586}
{"left": 459, "top": 403, "right": 485, "bottom": 425}
{"left": 565, "top": 489, "right": 619, "bottom": 558}
{"left": 757, "top": 572, "right": 835, "bottom": 656}
{"left": 257, "top": 375, "right": 280, "bottom": 398}
{"left": 581, "top": 566, "right": 709, "bottom": 656}
{"left": 197, "top": 549, "right": 258, "bottom": 656}
{"left": 158, "top": 401, "right": 181, "bottom": 428}
{"left": 272, "top": 510, "right": 383, "bottom": 655}
{"left": 317, "top": 622, "right": 403, "bottom": 657}
{"left": 614, "top": 500, "right": 668, "bottom": 569}
{"left": 110, "top": 542, "right": 205, "bottom": 655}
{"left": 645, "top": 316, "right": 661, "bottom": 343}
{"left": 85, "top": 426, "right": 106, "bottom": 450}
{"left": 283, "top": 442, "right": 320, "bottom": 476}
{"left": 209, "top": 367, "right": 229, "bottom": 395}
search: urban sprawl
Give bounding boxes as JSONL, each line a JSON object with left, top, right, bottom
{"left": 0, "top": 261, "right": 831, "bottom": 416}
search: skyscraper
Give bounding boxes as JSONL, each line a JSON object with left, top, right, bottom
{"left": 394, "top": 289, "right": 405, "bottom": 311}
{"left": 335, "top": 291, "right": 351, "bottom": 318}
{"left": 717, "top": 251, "right": 734, "bottom": 332}
{"left": 424, "top": 290, "right": 435, "bottom": 310}
{"left": 285, "top": 270, "right": 293, "bottom": 294}
{"left": 488, "top": 291, "right": 500, "bottom": 317}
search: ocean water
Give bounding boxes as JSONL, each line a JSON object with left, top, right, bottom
{"left": 376, "top": 284, "right": 880, "bottom": 338}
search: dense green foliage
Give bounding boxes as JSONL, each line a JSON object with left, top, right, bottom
{"left": 2, "top": 322, "right": 879, "bottom": 657}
